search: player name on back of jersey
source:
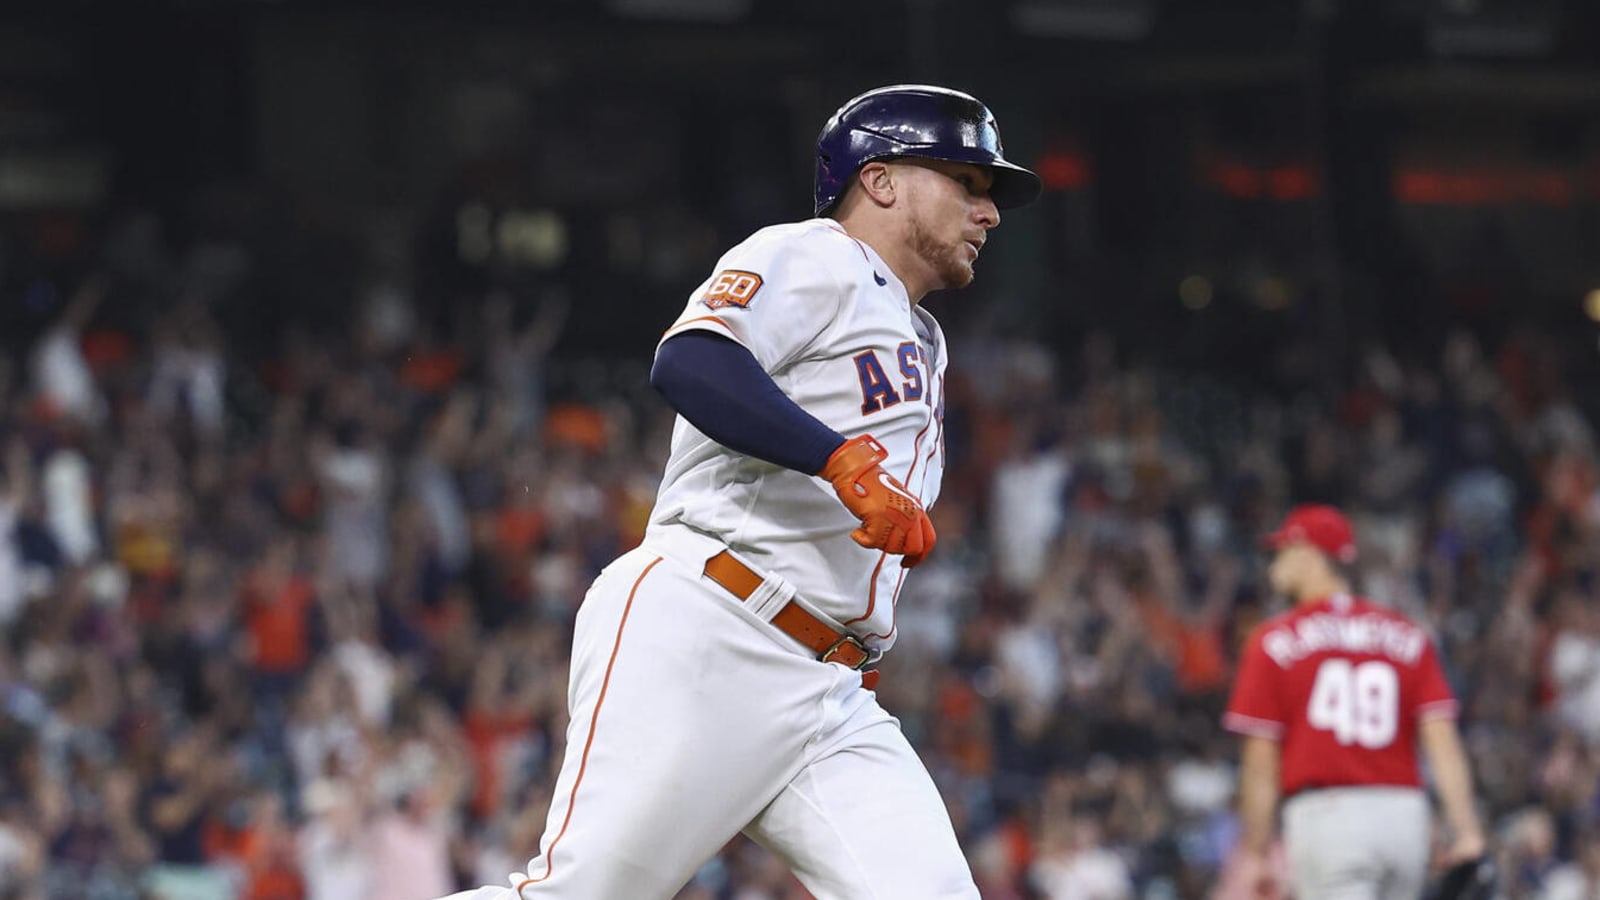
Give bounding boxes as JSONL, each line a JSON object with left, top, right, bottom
{"left": 1260, "top": 611, "right": 1426, "bottom": 669}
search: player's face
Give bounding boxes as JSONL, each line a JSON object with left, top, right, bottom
{"left": 1267, "top": 543, "right": 1318, "bottom": 595}
{"left": 896, "top": 159, "right": 1001, "bottom": 290}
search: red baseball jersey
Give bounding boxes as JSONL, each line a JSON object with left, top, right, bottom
{"left": 1224, "top": 594, "right": 1458, "bottom": 795}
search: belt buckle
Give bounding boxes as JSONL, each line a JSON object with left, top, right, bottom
{"left": 820, "top": 633, "right": 870, "bottom": 670}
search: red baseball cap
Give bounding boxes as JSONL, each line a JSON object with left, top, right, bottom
{"left": 1261, "top": 504, "right": 1357, "bottom": 563}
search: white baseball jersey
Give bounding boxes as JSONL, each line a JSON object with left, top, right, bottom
{"left": 646, "top": 217, "right": 948, "bottom": 650}
{"left": 438, "top": 217, "right": 978, "bottom": 900}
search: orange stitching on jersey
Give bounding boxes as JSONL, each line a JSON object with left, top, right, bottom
{"left": 825, "top": 222, "right": 874, "bottom": 267}
{"left": 662, "top": 315, "right": 733, "bottom": 339}
{"left": 843, "top": 553, "right": 888, "bottom": 627}
{"left": 878, "top": 371, "right": 944, "bottom": 640}
{"left": 522, "top": 556, "right": 663, "bottom": 889}
{"left": 899, "top": 373, "right": 939, "bottom": 490}
{"left": 873, "top": 567, "right": 908, "bottom": 643}
{"left": 849, "top": 371, "right": 941, "bottom": 637}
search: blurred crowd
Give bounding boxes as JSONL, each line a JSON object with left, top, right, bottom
{"left": 0, "top": 213, "right": 1599, "bottom": 900}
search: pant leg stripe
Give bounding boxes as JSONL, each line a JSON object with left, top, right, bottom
{"left": 522, "top": 555, "right": 663, "bottom": 891}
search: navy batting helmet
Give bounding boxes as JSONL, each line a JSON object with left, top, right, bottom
{"left": 813, "top": 84, "right": 1042, "bottom": 217}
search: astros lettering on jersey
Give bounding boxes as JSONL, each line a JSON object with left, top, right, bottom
{"left": 1225, "top": 593, "right": 1458, "bottom": 795}
{"left": 649, "top": 217, "right": 946, "bottom": 651}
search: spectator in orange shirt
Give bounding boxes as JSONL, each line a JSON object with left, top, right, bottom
{"left": 206, "top": 793, "right": 306, "bottom": 900}
{"left": 243, "top": 536, "right": 318, "bottom": 714}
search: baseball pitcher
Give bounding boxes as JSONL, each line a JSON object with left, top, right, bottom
{"left": 1225, "top": 504, "right": 1488, "bottom": 900}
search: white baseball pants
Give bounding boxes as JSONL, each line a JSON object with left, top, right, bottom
{"left": 1282, "top": 786, "right": 1430, "bottom": 900}
{"left": 443, "top": 542, "right": 976, "bottom": 900}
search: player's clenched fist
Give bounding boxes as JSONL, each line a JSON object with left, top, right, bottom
{"left": 820, "top": 434, "right": 937, "bottom": 566}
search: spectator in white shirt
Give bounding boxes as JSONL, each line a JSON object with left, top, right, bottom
{"left": 298, "top": 779, "right": 373, "bottom": 900}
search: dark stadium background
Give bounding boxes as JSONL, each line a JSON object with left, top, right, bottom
{"left": 7, "top": 1, "right": 1599, "bottom": 373}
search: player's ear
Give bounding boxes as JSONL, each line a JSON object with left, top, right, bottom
{"left": 856, "top": 161, "right": 897, "bottom": 209}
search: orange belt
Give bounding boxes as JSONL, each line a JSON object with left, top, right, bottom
{"left": 703, "top": 550, "right": 879, "bottom": 687}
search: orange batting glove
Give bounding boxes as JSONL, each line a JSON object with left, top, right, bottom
{"left": 820, "top": 435, "right": 937, "bottom": 566}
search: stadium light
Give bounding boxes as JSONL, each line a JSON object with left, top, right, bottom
{"left": 1583, "top": 289, "right": 1600, "bottom": 323}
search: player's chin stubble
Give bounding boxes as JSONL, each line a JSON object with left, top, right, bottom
{"left": 909, "top": 215, "right": 974, "bottom": 290}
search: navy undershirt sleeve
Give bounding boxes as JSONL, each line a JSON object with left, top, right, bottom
{"left": 650, "top": 331, "right": 846, "bottom": 475}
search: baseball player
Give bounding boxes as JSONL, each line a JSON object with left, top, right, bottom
{"left": 441, "top": 85, "right": 1040, "bottom": 899}
{"left": 1224, "top": 504, "right": 1487, "bottom": 900}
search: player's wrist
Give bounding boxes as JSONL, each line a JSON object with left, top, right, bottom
{"left": 821, "top": 434, "right": 887, "bottom": 486}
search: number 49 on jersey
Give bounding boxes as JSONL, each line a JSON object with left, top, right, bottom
{"left": 1307, "top": 659, "right": 1399, "bottom": 749}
